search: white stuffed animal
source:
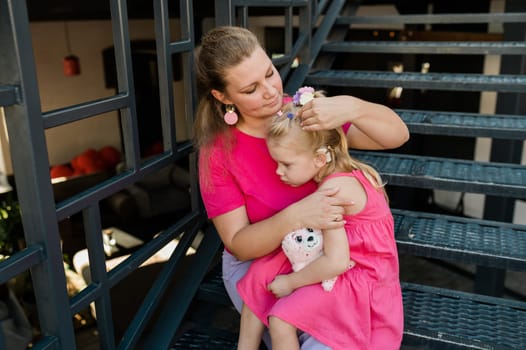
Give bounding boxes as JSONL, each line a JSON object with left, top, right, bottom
{"left": 281, "top": 227, "right": 337, "bottom": 292}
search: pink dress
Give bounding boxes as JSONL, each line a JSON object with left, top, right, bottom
{"left": 237, "top": 170, "right": 404, "bottom": 350}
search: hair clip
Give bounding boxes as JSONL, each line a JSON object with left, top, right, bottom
{"left": 286, "top": 112, "right": 294, "bottom": 119}
{"left": 277, "top": 110, "right": 283, "bottom": 117}
{"left": 293, "top": 86, "right": 315, "bottom": 106}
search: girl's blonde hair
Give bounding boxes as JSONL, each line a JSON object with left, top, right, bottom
{"left": 268, "top": 93, "right": 387, "bottom": 198}
{"left": 193, "top": 26, "right": 261, "bottom": 149}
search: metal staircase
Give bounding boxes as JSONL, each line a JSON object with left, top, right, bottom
{"left": 174, "top": 1, "right": 526, "bottom": 349}
{"left": 1, "top": 1, "right": 526, "bottom": 349}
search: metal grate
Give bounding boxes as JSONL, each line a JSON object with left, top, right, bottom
{"left": 171, "top": 329, "right": 237, "bottom": 349}
{"left": 394, "top": 209, "right": 526, "bottom": 270}
{"left": 194, "top": 267, "right": 526, "bottom": 349}
{"left": 323, "top": 40, "right": 526, "bottom": 55}
{"left": 403, "top": 282, "right": 526, "bottom": 349}
{"left": 396, "top": 109, "right": 526, "bottom": 139}
{"left": 305, "top": 70, "right": 526, "bottom": 92}
{"left": 353, "top": 151, "right": 526, "bottom": 198}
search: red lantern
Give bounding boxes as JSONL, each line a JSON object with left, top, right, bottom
{"left": 63, "top": 55, "right": 80, "bottom": 76}
{"left": 63, "top": 22, "right": 81, "bottom": 76}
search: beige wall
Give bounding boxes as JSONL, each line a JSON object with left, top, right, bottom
{"left": 28, "top": 19, "right": 185, "bottom": 167}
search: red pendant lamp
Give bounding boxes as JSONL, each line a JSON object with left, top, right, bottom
{"left": 63, "top": 21, "right": 81, "bottom": 76}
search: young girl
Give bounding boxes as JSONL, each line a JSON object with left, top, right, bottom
{"left": 236, "top": 88, "right": 404, "bottom": 350}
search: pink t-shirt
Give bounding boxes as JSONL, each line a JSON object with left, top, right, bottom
{"left": 199, "top": 128, "right": 317, "bottom": 223}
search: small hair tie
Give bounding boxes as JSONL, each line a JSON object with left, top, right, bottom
{"left": 286, "top": 112, "right": 294, "bottom": 119}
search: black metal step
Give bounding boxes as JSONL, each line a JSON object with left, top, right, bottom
{"left": 335, "top": 12, "right": 526, "bottom": 26}
{"left": 140, "top": 225, "right": 224, "bottom": 349}
{"left": 396, "top": 109, "right": 526, "bottom": 139}
{"left": 194, "top": 268, "right": 526, "bottom": 349}
{"left": 195, "top": 210, "right": 526, "bottom": 291}
{"left": 196, "top": 264, "right": 232, "bottom": 306}
{"left": 352, "top": 151, "right": 526, "bottom": 198}
{"left": 305, "top": 70, "right": 526, "bottom": 92}
{"left": 170, "top": 328, "right": 237, "bottom": 349}
{"left": 393, "top": 209, "right": 526, "bottom": 271}
{"left": 322, "top": 41, "right": 526, "bottom": 55}
{"left": 402, "top": 282, "right": 526, "bottom": 349}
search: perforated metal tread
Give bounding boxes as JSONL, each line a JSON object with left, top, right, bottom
{"left": 352, "top": 151, "right": 526, "bottom": 198}
{"left": 197, "top": 212, "right": 526, "bottom": 289}
{"left": 197, "top": 265, "right": 231, "bottom": 306}
{"left": 305, "top": 70, "right": 526, "bottom": 93}
{"left": 402, "top": 282, "right": 526, "bottom": 349}
{"left": 396, "top": 109, "right": 526, "bottom": 139}
{"left": 194, "top": 270, "right": 526, "bottom": 349}
{"left": 322, "top": 41, "right": 526, "bottom": 55}
{"left": 393, "top": 209, "right": 526, "bottom": 270}
{"left": 170, "top": 328, "right": 237, "bottom": 349}
{"left": 334, "top": 13, "right": 526, "bottom": 26}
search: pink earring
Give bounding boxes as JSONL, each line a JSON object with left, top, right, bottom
{"left": 224, "top": 104, "right": 238, "bottom": 125}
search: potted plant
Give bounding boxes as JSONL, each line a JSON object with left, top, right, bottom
{"left": 0, "top": 194, "right": 23, "bottom": 259}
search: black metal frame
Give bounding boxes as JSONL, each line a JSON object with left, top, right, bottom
{"left": 0, "top": 0, "right": 202, "bottom": 348}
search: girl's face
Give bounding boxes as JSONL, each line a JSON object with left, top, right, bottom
{"left": 267, "top": 136, "right": 321, "bottom": 187}
{"left": 213, "top": 46, "right": 283, "bottom": 121}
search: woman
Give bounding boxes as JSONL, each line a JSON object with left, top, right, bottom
{"left": 194, "top": 26, "right": 409, "bottom": 348}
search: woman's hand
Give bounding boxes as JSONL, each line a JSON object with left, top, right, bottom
{"left": 288, "top": 187, "right": 352, "bottom": 231}
{"left": 297, "top": 95, "right": 352, "bottom": 131}
{"left": 297, "top": 95, "right": 409, "bottom": 150}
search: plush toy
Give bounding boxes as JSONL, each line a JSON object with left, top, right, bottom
{"left": 281, "top": 227, "right": 337, "bottom": 292}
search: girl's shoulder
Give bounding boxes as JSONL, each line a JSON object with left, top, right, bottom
{"left": 320, "top": 171, "right": 367, "bottom": 214}
{"left": 319, "top": 171, "right": 364, "bottom": 194}
{"left": 320, "top": 170, "right": 360, "bottom": 184}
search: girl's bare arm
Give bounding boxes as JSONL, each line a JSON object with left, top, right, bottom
{"left": 268, "top": 177, "right": 363, "bottom": 296}
{"left": 267, "top": 226, "right": 350, "bottom": 297}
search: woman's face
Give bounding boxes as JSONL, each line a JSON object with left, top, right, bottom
{"left": 217, "top": 46, "right": 284, "bottom": 120}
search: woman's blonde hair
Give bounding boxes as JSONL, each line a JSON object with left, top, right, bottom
{"left": 268, "top": 93, "right": 387, "bottom": 198}
{"left": 193, "top": 26, "right": 261, "bottom": 149}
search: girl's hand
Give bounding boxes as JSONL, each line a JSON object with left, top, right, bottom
{"left": 289, "top": 187, "right": 352, "bottom": 231}
{"left": 268, "top": 274, "right": 295, "bottom": 298}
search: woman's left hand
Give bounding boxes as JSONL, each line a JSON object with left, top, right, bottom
{"left": 297, "top": 94, "right": 410, "bottom": 150}
{"left": 297, "top": 95, "right": 355, "bottom": 131}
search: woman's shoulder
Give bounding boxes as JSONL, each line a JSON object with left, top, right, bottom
{"left": 200, "top": 128, "right": 239, "bottom": 155}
